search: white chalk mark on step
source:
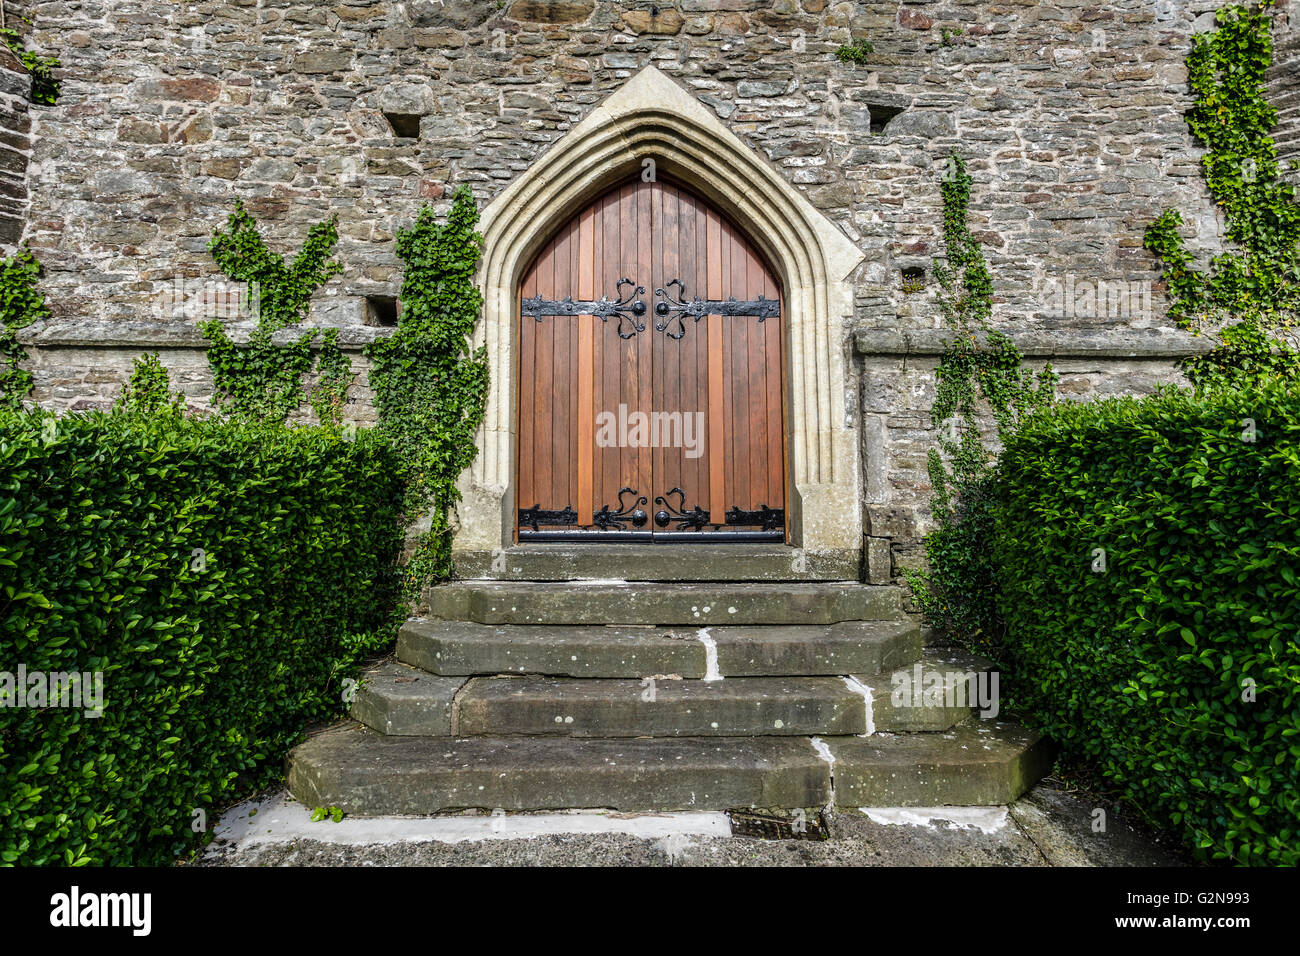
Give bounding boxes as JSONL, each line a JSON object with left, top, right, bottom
{"left": 859, "top": 806, "right": 1009, "bottom": 834}
{"left": 697, "top": 628, "right": 723, "bottom": 681}
{"left": 810, "top": 736, "right": 835, "bottom": 767}
{"left": 212, "top": 794, "right": 733, "bottom": 848}
{"left": 810, "top": 736, "right": 836, "bottom": 810}
{"left": 841, "top": 675, "right": 874, "bottom": 736}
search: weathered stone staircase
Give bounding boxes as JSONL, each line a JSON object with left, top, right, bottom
{"left": 288, "top": 546, "right": 1051, "bottom": 817}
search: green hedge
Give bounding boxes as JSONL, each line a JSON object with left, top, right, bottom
{"left": 990, "top": 382, "right": 1300, "bottom": 865}
{"left": 0, "top": 410, "right": 405, "bottom": 865}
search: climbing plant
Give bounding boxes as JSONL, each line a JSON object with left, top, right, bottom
{"left": 307, "top": 330, "right": 353, "bottom": 429}
{"left": 366, "top": 187, "right": 489, "bottom": 601}
{"left": 0, "top": 247, "right": 47, "bottom": 410}
{"left": 200, "top": 201, "right": 352, "bottom": 427}
{"left": 1, "top": 24, "right": 59, "bottom": 105}
{"left": 1143, "top": 1, "right": 1300, "bottom": 388}
{"left": 835, "top": 36, "right": 875, "bottom": 63}
{"left": 115, "top": 352, "right": 185, "bottom": 416}
{"left": 905, "top": 154, "right": 1056, "bottom": 651}
{"left": 1181, "top": 318, "right": 1300, "bottom": 391}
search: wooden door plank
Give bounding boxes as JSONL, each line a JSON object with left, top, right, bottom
{"left": 705, "top": 206, "right": 725, "bottom": 521}
{"left": 724, "top": 223, "right": 745, "bottom": 512}
{"left": 597, "top": 187, "right": 619, "bottom": 519}
{"left": 617, "top": 182, "right": 636, "bottom": 504}
{"left": 680, "top": 189, "right": 705, "bottom": 515}
{"left": 656, "top": 181, "right": 684, "bottom": 513}
{"left": 533, "top": 237, "right": 555, "bottom": 513}
{"left": 687, "top": 187, "right": 704, "bottom": 514}
{"left": 746, "top": 242, "right": 766, "bottom": 510}
{"left": 650, "top": 179, "right": 665, "bottom": 508}
{"left": 576, "top": 204, "right": 595, "bottom": 521}
{"left": 555, "top": 222, "right": 571, "bottom": 512}
{"left": 626, "top": 179, "right": 648, "bottom": 502}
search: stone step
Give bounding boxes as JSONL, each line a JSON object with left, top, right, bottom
{"left": 351, "top": 662, "right": 464, "bottom": 736}
{"left": 398, "top": 618, "right": 922, "bottom": 678}
{"left": 352, "top": 653, "right": 990, "bottom": 738}
{"left": 454, "top": 675, "right": 869, "bottom": 737}
{"left": 452, "top": 543, "right": 860, "bottom": 582}
{"left": 822, "top": 722, "right": 1053, "bottom": 806}
{"left": 286, "top": 721, "right": 1049, "bottom": 813}
{"left": 860, "top": 648, "right": 998, "bottom": 733}
{"left": 425, "top": 581, "right": 903, "bottom": 626}
{"left": 288, "top": 726, "right": 830, "bottom": 813}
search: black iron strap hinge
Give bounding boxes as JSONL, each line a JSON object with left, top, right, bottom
{"left": 653, "top": 278, "right": 780, "bottom": 340}
{"left": 522, "top": 277, "right": 647, "bottom": 339}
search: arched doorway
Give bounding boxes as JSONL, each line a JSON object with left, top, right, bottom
{"left": 516, "top": 177, "right": 786, "bottom": 542}
{"left": 457, "top": 66, "right": 865, "bottom": 564}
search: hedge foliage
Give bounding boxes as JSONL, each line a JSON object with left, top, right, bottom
{"left": 0, "top": 409, "right": 404, "bottom": 865}
{"left": 990, "top": 382, "right": 1300, "bottom": 865}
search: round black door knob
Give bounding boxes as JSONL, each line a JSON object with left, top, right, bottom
{"left": 632, "top": 509, "right": 648, "bottom": 527}
{"left": 654, "top": 510, "right": 670, "bottom": 528}
{"left": 655, "top": 302, "right": 670, "bottom": 316}
{"left": 631, "top": 300, "right": 646, "bottom": 316}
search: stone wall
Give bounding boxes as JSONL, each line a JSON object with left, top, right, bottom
{"left": 0, "top": 47, "right": 30, "bottom": 252}
{"left": 20, "top": 1, "right": 1233, "bottom": 337}
{"left": 12, "top": 0, "right": 1295, "bottom": 577}
{"left": 854, "top": 328, "right": 1212, "bottom": 584}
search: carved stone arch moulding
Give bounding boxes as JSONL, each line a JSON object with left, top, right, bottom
{"left": 456, "top": 65, "right": 864, "bottom": 559}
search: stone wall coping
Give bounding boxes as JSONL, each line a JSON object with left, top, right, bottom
{"left": 853, "top": 327, "right": 1217, "bottom": 359}
{"left": 18, "top": 320, "right": 394, "bottom": 351}
{"left": 24, "top": 321, "right": 1216, "bottom": 361}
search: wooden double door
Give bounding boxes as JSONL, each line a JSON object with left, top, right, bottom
{"left": 517, "top": 177, "right": 786, "bottom": 542}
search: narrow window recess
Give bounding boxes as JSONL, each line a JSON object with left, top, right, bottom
{"left": 868, "top": 104, "right": 906, "bottom": 134}
{"left": 383, "top": 112, "right": 422, "bottom": 139}
{"left": 365, "top": 295, "right": 400, "bottom": 327}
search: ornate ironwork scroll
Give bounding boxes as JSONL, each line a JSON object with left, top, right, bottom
{"left": 653, "top": 488, "right": 711, "bottom": 531}
{"left": 518, "top": 504, "right": 579, "bottom": 532}
{"left": 724, "top": 504, "right": 785, "bottom": 532}
{"left": 592, "top": 487, "right": 649, "bottom": 530}
{"left": 522, "top": 277, "right": 648, "bottom": 339}
{"left": 653, "top": 278, "right": 780, "bottom": 339}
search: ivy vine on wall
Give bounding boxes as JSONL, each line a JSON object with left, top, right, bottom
{"left": 200, "top": 201, "right": 353, "bottom": 428}
{"left": 1143, "top": 1, "right": 1300, "bottom": 389}
{"left": 366, "top": 186, "right": 489, "bottom": 601}
{"left": 0, "top": 247, "right": 47, "bottom": 410}
{"left": 1, "top": 21, "right": 60, "bottom": 105}
{"left": 835, "top": 36, "right": 875, "bottom": 63}
{"left": 115, "top": 352, "right": 185, "bottom": 417}
{"left": 905, "top": 154, "right": 1056, "bottom": 650}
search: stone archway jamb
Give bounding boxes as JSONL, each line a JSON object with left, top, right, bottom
{"left": 454, "top": 65, "right": 864, "bottom": 562}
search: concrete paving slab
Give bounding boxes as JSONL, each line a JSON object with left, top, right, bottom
{"left": 204, "top": 784, "right": 1180, "bottom": 867}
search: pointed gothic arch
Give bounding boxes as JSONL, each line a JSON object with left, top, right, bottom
{"left": 456, "top": 65, "right": 864, "bottom": 560}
